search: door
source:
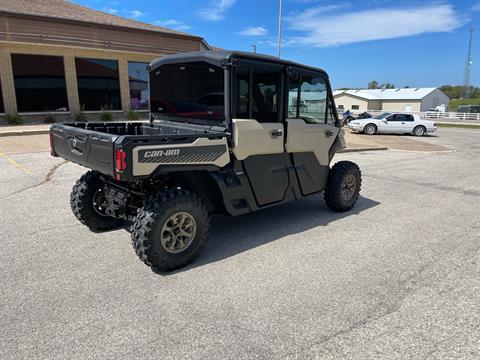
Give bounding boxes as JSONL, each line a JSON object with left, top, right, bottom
{"left": 232, "top": 62, "right": 290, "bottom": 206}
{"left": 386, "top": 114, "right": 415, "bottom": 133}
{"left": 285, "top": 71, "right": 339, "bottom": 195}
{"left": 400, "top": 114, "right": 416, "bottom": 133}
{"left": 384, "top": 114, "right": 404, "bottom": 133}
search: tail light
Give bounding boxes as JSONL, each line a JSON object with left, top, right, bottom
{"left": 115, "top": 148, "right": 127, "bottom": 180}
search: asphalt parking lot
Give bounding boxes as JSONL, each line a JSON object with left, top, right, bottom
{"left": 1, "top": 128, "right": 479, "bottom": 359}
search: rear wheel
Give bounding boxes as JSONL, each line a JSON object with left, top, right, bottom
{"left": 131, "top": 189, "right": 210, "bottom": 271}
{"left": 413, "top": 125, "right": 426, "bottom": 136}
{"left": 363, "top": 123, "right": 377, "bottom": 135}
{"left": 324, "top": 161, "right": 362, "bottom": 212}
{"left": 70, "top": 171, "right": 126, "bottom": 231}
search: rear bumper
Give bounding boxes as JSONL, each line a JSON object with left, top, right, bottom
{"left": 427, "top": 127, "right": 437, "bottom": 133}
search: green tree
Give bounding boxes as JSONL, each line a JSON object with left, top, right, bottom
{"left": 368, "top": 80, "right": 379, "bottom": 89}
{"left": 380, "top": 83, "right": 395, "bottom": 89}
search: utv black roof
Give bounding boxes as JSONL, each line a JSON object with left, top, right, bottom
{"left": 150, "top": 50, "right": 328, "bottom": 76}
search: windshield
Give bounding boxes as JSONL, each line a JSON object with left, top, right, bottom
{"left": 373, "top": 112, "right": 391, "bottom": 119}
{"left": 150, "top": 62, "right": 225, "bottom": 124}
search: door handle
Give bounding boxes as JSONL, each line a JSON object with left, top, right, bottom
{"left": 270, "top": 129, "right": 283, "bottom": 138}
{"left": 325, "top": 130, "right": 334, "bottom": 137}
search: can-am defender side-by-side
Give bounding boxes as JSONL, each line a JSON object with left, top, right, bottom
{"left": 50, "top": 51, "right": 362, "bottom": 271}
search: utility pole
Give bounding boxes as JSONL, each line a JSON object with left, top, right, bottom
{"left": 277, "top": 0, "right": 283, "bottom": 58}
{"left": 251, "top": 44, "right": 256, "bottom": 53}
{"left": 463, "top": 28, "right": 474, "bottom": 98}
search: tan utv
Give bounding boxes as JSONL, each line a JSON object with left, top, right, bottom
{"left": 50, "top": 51, "right": 362, "bottom": 271}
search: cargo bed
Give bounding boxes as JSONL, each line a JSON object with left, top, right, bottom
{"left": 50, "top": 121, "right": 228, "bottom": 180}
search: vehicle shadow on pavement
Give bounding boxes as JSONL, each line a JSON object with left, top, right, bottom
{"left": 154, "top": 195, "right": 380, "bottom": 275}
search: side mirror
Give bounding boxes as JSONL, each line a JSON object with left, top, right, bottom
{"left": 383, "top": 120, "right": 388, "bottom": 124}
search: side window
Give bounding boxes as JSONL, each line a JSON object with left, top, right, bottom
{"left": 404, "top": 114, "right": 414, "bottom": 122}
{"left": 388, "top": 114, "right": 402, "bottom": 121}
{"left": 326, "top": 99, "right": 337, "bottom": 125}
{"left": 234, "top": 65, "right": 250, "bottom": 118}
{"left": 234, "top": 63, "right": 282, "bottom": 122}
{"left": 287, "top": 75, "right": 299, "bottom": 118}
{"left": 298, "top": 75, "right": 327, "bottom": 124}
{"left": 252, "top": 65, "right": 281, "bottom": 122}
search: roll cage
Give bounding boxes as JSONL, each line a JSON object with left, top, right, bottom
{"left": 148, "top": 51, "right": 341, "bottom": 136}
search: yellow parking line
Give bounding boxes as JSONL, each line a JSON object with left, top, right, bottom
{"left": 0, "top": 151, "right": 32, "bottom": 174}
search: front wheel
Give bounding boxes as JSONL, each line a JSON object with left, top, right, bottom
{"left": 324, "top": 161, "right": 362, "bottom": 212}
{"left": 363, "top": 123, "right": 377, "bottom": 135}
{"left": 131, "top": 189, "right": 210, "bottom": 271}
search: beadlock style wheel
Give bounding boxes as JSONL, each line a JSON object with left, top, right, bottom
{"left": 131, "top": 189, "right": 210, "bottom": 271}
{"left": 70, "top": 170, "right": 126, "bottom": 231}
{"left": 160, "top": 212, "right": 197, "bottom": 254}
{"left": 324, "top": 161, "right": 362, "bottom": 212}
{"left": 341, "top": 174, "right": 357, "bottom": 201}
{"left": 92, "top": 188, "right": 109, "bottom": 217}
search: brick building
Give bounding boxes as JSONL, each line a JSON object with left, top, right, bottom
{"left": 0, "top": 0, "right": 211, "bottom": 122}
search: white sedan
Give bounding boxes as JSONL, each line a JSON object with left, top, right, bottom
{"left": 348, "top": 113, "right": 437, "bottom": 136}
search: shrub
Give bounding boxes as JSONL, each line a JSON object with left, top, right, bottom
{"left": 6, "top": 114, "right": 23, "bottom": 125}
{"left": 44, "top": 114, "right": 56, "bottom": 124}
{"left": 75, "top": 111, "right": 86, "bottom": 122}
{"left": 101, "top": 112, "right": 113, "bottom": 122}
{"left": 127, "top": 110, "right": 140, "bottom": 120}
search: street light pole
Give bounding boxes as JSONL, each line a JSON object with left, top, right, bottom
{"left": 251, "top": 44, "right": 256, "bottom": 53}
{"left": 277, "top": 0, "right": 283, "bottom": 58}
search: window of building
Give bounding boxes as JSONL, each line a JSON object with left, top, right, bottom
{"left": 75, "top": 58, "right": 121, "bottom": 111}
{"left": 352, "top": 105, "right": 359, "bottom": 110}
{"left": 298, "top": 75, "right": 327, "bottom": 124}
{"left": 234, "top": 63, "right": 282, "bottom": 123}
{"left": 0, "top": 77, "right": 4, "bottom": 113}
{"left": 337, "top": 104, "right": 344, "bottom": 109}
{"left": 128, "top": 61, "right": 149, "bottom": 110}
{"left": 11, "top": 54, "right": 68, "bottom": 112}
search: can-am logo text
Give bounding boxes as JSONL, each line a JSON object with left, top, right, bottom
{"left": 143, "top": 149, "right": 181, "bottom": 158}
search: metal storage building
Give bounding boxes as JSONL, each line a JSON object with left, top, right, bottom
{"left": 333, "top": 88, "right": 449, "bottom": 113}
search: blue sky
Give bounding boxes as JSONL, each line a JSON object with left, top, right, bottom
{"left": 73, "top": 0, "right": 480, "bottom": 89}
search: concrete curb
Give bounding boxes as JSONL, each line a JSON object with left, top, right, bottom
{"left": 0, "top": 129, "right": 50, "bottom": 137}
{"left": 338, "top": 147, "right": 388, "bottom": 153}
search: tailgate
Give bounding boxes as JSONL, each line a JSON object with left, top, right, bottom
{"left": 50, "top": 124, "right": 117, "bottom": 176}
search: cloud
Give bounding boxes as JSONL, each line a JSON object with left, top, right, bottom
{"left": 239, "top": 26, "right": 267, "bottom": 36}
{"left": 472, "top": 2, "right": 480, "bottom": 11}
{"left": 129, "top": 10, "right": 146, "bottom": 18}
{"left": 155, "top": 19, "right": 191, "bottom": 31}
{"left": 103, "top": 7, "right": 117, "bottom": 14}
{"left": 285, "top": 3, "right": 466, "bottom": 47}
{"left": 199, "top": 0, "right": 236, "bottom": 21}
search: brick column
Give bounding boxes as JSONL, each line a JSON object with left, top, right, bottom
{"left": 63, "top": 55, "right": 80, "bottom": 117}
{"left": 0, "top": 49, "right": 17, "bottom": 114}
{"left": 118, "top": 57, "right": 131, "bottom": 114}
